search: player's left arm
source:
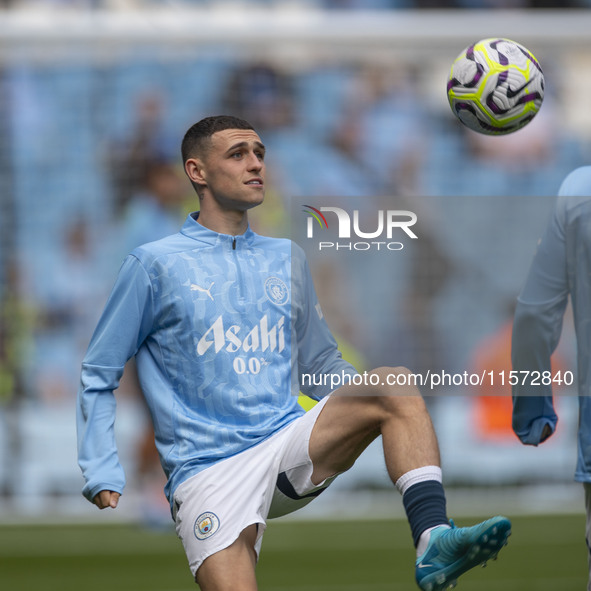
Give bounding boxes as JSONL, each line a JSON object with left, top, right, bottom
{"left": 293, "top": 247, "right": 358, "bottom": 400}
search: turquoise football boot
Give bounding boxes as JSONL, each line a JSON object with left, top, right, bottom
{"left": 415, "top": 515, "right": 511, "bottom": 591}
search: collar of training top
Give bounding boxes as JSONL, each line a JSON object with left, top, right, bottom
{"left": 181, "top": 211, "right": 256, "bottom": 248}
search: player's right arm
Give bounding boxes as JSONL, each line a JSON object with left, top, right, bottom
{"left": 77, "top": 255, "right": 154, "bottom": 506}
{"left": 511, "top": 194, "right": 568, "bottom": 445}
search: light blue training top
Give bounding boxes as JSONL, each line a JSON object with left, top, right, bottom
{"left": 77, "top": 212, "right": 357, "bottom": 506}
{"left": 512, "top": 166, "right": 591, "bottom": 482}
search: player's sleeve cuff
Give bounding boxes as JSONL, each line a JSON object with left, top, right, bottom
{"left": 516, "top": 417, "right": 556, "bottom": 446}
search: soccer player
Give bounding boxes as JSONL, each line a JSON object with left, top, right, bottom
{"left": 77, "top": 115, "right": 511, "bottom": 591}
{"left": 512, "top": 166, "right": 591, "bottom": 590}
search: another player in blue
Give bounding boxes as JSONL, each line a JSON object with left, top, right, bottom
{"left": 77, "top": 115, "right": 510, "bottom": 591}
{"left": 513, "top": 166, "right": 591, "bottom": 590}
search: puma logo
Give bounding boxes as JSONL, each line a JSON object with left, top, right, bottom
{"left": 191, "top": 282, "right": 214, "bottom": 301}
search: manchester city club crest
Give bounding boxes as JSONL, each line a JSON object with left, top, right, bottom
{"left": 264, "top": 276, "right": 289, "bottom": 306}
{"left": 194, "top": 512, "right": 220, "bottom": 540}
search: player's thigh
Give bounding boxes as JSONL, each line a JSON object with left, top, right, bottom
{"left": 308, "top": 370, "right": 426, "bottom": 485}
{"left": 196, "top": 524, "right": 258, "bottom": 591}
{"left": 308, "top": 393, "right": 384, "bottom": 485}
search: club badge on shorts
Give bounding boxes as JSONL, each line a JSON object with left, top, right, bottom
{"left": 194, "top": 512, "right": 220, "bottom": 540}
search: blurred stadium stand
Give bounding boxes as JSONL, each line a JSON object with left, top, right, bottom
{"left": 0, "top": 6, "right": 589, "bottom": 520}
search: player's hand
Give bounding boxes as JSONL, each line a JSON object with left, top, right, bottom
{"left": 93, "top": 490, "right": 120, "bottom": 510}
{"left": 539, "top": 423, "right": 553, "bottom": 443}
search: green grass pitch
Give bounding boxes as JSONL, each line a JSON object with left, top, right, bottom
{"left": 1, "top": 514, "right": 587, "bottom": 590}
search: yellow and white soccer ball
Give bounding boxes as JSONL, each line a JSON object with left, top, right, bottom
{"left": 447, "top": 38, "right": 544, "bottom": 135}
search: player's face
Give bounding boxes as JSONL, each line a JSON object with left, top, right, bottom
{"left": 199, "top": 128, "right": 266, "bottom": 212}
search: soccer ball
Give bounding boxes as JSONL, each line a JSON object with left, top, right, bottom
{"left": 446, "top": 38, "right": 544, "bottom": 135}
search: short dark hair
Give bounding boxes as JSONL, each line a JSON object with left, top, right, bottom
{"left": 181, "top": 115, "right": 255, "bottom": 163}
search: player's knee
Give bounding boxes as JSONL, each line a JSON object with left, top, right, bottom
{"left": 366, "top": 366, "right": 427, "bottom": 419}
{"left": 367, "top": 366, "right": 421, "bottom": 395}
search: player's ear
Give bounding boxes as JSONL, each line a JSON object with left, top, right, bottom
{"left": 185, "top": 157, "right": 207, "bottom": 186}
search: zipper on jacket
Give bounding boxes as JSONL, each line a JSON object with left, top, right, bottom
{"left": 232, "top": 236, "right": 245, "bottom": 301}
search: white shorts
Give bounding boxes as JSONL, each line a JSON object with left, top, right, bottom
{"left": 173, "top": 396, "right": 337, "bottom": 577}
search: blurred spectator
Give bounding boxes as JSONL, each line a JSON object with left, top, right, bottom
{"left": 26, "top": 217, "right": 103, "bottom": 402}
{"left": 0, "top": 261, "right": 33, "bottom": 498}
{"left": 114, "top": 157, "right": 189, "bottom": 257}
{"left": 107, "top": 92, "right": 176, "bottom": 218}
{"left": 319, "top": 105, "right": 384, "bottom": 195}
{"left": 221, "top": 62, "right": 295, "bottom": 134}
{"left": 348, "top": 63, "right": 427, "bottom": 196}
{"left": 376, "top": 196, "right": 453, "bottom": 384}
{"left": 322, "top": 0, "right": 411, "bottom": 7}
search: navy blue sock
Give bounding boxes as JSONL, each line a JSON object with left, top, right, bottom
{"left": 402, "top": 480, "right": 449, "bottom": 548}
